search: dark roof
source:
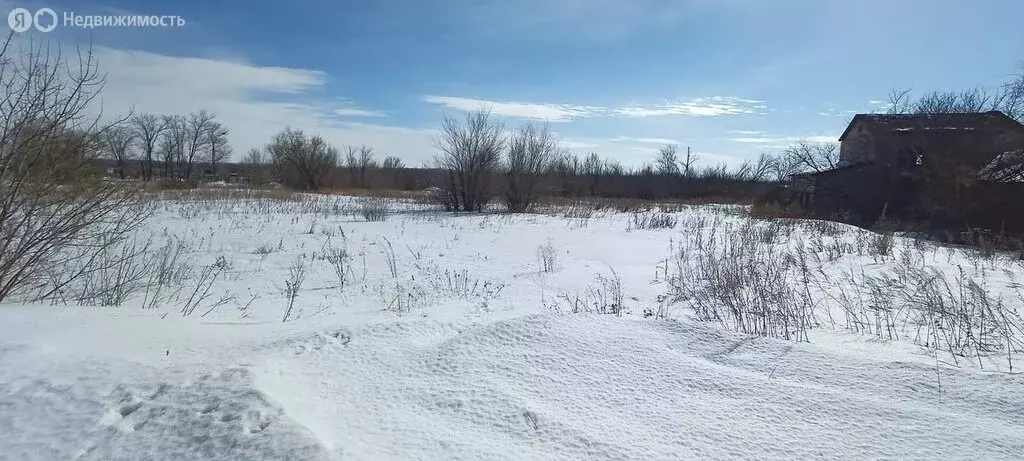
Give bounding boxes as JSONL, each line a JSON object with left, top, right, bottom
{"left": 839, "top": 111, "right": 1024, "bottom": 141}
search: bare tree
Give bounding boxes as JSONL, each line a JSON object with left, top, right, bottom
{"left": 885, "top": 88, "right": 914, "bottom": 115}
{"left": 205, "top": 120, "right": 230, "bottom": 180}
{"left": 735, "top": 152, "right": 777, "bottom": 181}
{"left": 354, "top": 145, "right": 375, "bottom": 188}
{"left": 130, "top": 113, "right": 165, "bottom": 180}
{"left": 159, "top": 114, "right": 185, "bottom": 178}
{"left": 914, "top": 88, "right": 996, "bottom": 114}
{"left": 266, "top": 127, "right": 338, "bottom": 191}
{"left": 433, "top": 109, "right": 504, "bottom": 211}
{"left": 1002, "top": 66, "right": 1024, "bottom": 122}
{"left": 243, "top": 146, "right": 270, "bottom": 186}
{"left": 503, "top": 122, "right": 558, "bottom": 212}
{"left": 343, "top": 145, "right": 375, "bottom": 188}
{"left": 655, "top": 144, "right": 680, "bottom": 176}
{"left": 887, "top": 84, "right": 1020, "bottom": 118}
{"left": 783, "top": 140, "right": 839, "bottom": 174}
{"left": 182, "top": 110, "right": 215, "bottom": 182}
{"left": 680, "top": 146, "right": 699, "bottom": 177}
{"left": 0, "top": 35, "right": 148, "bottom": 302}
{"left": 582, "top": 152, "right": 604, "bottom": 196}
{"left": 243, "top": 146, "right": 267, "bottom": 164}
{"left": 101, "top": 124, "right": 136, "bottom": 179}
{"left": 605, "top": 159, "right": 624, "bottom": 176}
{"left": 381, "top": 155, "right": 404, "bottom": 169}
{"left": 582, "top": 152, "right": 603, "bottom": 176}
{"left": 344, "top": 145, "right": 359, "bottom": 187}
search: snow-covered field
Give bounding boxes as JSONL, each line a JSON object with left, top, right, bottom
{"left": 3, "top": 191, "right": 1023, "bottom": 460}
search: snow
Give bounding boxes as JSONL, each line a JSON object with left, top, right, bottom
{"left": 2, "top": 193, "right": 1024, "bottom": 460}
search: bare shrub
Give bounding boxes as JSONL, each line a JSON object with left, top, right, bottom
{"left": 358, "top": 197, "right": 391, "bottom": 221}
{"left": 180, "top": 256, "right": 231, "bottom": 317}
{"left": 561, "top": 202, "right": 595, "bottom": 220}
{"left": 253, "top": 244, "right": 276, "bottom": 255}
{"left": 230, "top": 291, "right": 259, "bottom": 319}
{"left": 869, "top": 231, "right": 895, "bottom": 258}
{"left": 56, "top": 236, "right": 152, "bottom": 306}
{"left": 266, "top": 127, "right": 339, "bottom": 191}
{"left": 423, "top": 267, "right": 507, "bottom": 301}
{"left": 589, "top": 269, "right": 625, "bottom": 316}
{"left": 668, "top": 224, "right": 814, "bottom": 341}
{"left": 631, "top": 212, "right": 678, "bottom": 230}
{"left": 140, "top": 238, "right": 196, "bottom": 310}
{"left": 379, "top": 281, "right": 421, "bottom": 314}
{"left": 545, "top": 269, "right": 624, "bottom": 316}
{"left": 557, "top": 201, "right": 596, "bottom": 228}
{"left": 323, "top": 244, "right": 350, "bottom": 291}
{"left": 537, "top": 239, "right": 558, "bottom": 273}
{"left": 281, "top": 256, "right": 307, "bottom": 322}
{"left": 434, "top": 109, "right": 504, "bottom": 212}
{"left": 0, "top": 37, "right": 151, "bottom": 303}
{"left": 381, "top": 236, "right": 397, "bottom": 278}
{"left": 895, "top": 267, "right": 1022, "bottom": 370}
{"left": 503, "top": 122, "right": 557, "bottom": 212}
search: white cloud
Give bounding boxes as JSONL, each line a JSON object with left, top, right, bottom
{"left": 334, "top": 108, "right": 386, "bottom": 117}
{"left": 616, "top": 97, "right": 766, "bottom": 117}
{"left": 606, "top": 136, "right": 681, "bottom": 144}
{"left": 422, "top": 95, "right": 766, "bottom": 121}
{"left": 421, "top": 95, "right": 601, "bottom": 122}
{"left": 91, "top": 47, "right": 438, "bottom": 165}
{"left": 561, "top": 139, "right": 603, "bottom": 150}
{"left": 729, "top": 135, "right": 836, "bottom": 145}
{"left": 731, "top": 130, "right": 765, "bottom": 135}
{"left": 96, "top": 48, "right": 326, "bottom": 97}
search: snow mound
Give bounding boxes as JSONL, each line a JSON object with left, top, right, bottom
{"left": 0, "top": 350, "right": 329, "bottom": 461}
{"left": 255, "top": 315, "right": 1024, "bottom": 460}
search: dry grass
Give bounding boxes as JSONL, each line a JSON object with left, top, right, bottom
{"left": 748, "top": 201, "right": 809, "bottom": 220}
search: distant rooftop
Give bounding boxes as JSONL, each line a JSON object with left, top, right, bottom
{"left": 840, "top": 111, "right": 1023, "bottom": 141}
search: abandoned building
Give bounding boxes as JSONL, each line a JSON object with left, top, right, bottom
{"left": 791, "top": 111, "right": 1024, "bottom": 233}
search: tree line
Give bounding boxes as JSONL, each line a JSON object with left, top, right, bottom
{"left": 101, "top": 111, "right": 231, "bottom": 182}
{"left": 237, "top": 111, "right": 783, "bottom": 212}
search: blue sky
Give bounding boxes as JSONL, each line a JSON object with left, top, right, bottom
{"left": 5, "top": 0, "right": 1024, "bottom": 167}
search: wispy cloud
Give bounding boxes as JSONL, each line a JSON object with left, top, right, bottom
{"left": 817, "top": 107, "right": 861, "bottom": 118}
{"left": 616, "top": 97, "right": 767, "bottom": 117}
{"left": 95, "top": 47, "right": 327, "bottom": 96}
{"left": 334, "top": 108, "right": 386, "bottom": 117}
{"left": 421, "top": 95, "right": 601, "bottom": 122}
{"left": 603, "top": 136, "right": 681, "bottom": 144}
{"left": 422, "top": 95, "right": 766, "bottom": 121}
{"left": 728, "top": 134, "right": 836, "bottom": 145}
{"left": 561, "top": 139, "right": 603, "bottom": 150}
